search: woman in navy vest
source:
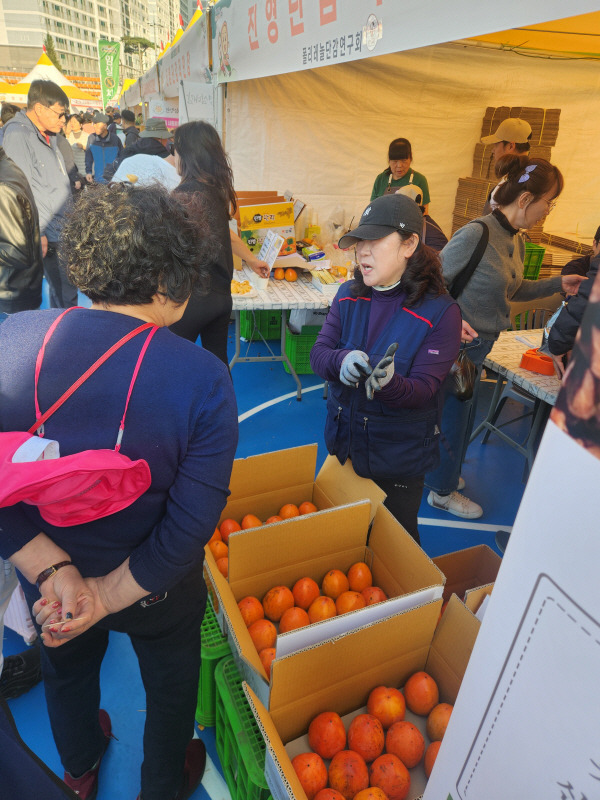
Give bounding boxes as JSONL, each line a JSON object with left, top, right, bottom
{"left": 310, "top": 194, "right": 461, "bottom": 543}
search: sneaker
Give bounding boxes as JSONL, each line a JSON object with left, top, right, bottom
{"left": 427, "top": 490, "right": 483, "bottom": 519}
{"left": 64, "top": 710, "right": 114, "bottom": 800}
{"left": 135, "top": 739, "right": 206, "bottom": 800}
{"left": 0, "top": 640, "right": 42, "bottom": 699}
{"left": 457, "top": 476, "right": 466, "bottom": 491}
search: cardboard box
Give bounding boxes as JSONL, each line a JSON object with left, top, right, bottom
{"left": 239, "top": 200, "right": 296, "bottom": 255}
{"left": 205, "top": 499, "right": 446, "bottom": 708}
{"left": 463, "top": 584, "right": 493, "bottom": 617}
{"left": 433, "top": 544, "right": 501, "bottom": 603}
{"left": 245, "top": 596, "right": 480, "bottom": 800}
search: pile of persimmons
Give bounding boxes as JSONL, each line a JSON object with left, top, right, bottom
{"left": 207, "top": 500, "right": 319, "bottom": 579}
{"left": 292, "top": 673, "right": 453, "bottom": 800}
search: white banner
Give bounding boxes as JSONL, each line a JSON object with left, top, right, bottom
{"left": 124, "top": 79, "right": 142, "bottom": 107}
{"left": 210, "top": 0, "right": 600, "bottom": 83}
{"left": 140, "top": 64, "right": 160, "bottom": 99}
{"left": 158, "top": 15, "right": 211, "bottom": 98}
{"left": 148, "top": 97, "right": 179, "bottom": 128}
{"left": 178, "top": 80, "right": 216, "bottom": 126}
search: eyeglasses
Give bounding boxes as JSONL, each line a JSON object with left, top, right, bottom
{"left": 40, "top": 104, "right": 68, "bottom": 121}
{"left": 544, "top": 199, "right": 558, "bottom": 213}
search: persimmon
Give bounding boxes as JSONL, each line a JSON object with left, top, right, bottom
{"left": 279, "top": 606, "right": 310, "bottom": 633}
{"left": 237, "top": 595, "right": 264, "bottom": 627}
{"left": 273, "top": 267, "right": 285, "bottom": 280}
{"left": 308, "top": 711, "right": 347, "bottom": 759}
{"left": 262, "top": 585, "right": 294, "bottom": 622}
{"left": 426, "top": 703, "right": 453, "bottom": 742}
{"left": 209, "top": 540, "right": 228, "bottom": 561}
{"left": 361, "top": 586, "right": 388, "bottom": 606}
{"left": 279, "top": 503, "right": 300, "bottom": 519}
{"left": 369, "top": 753, "right": 410, "bottom": 800}
{"left": 367, "top": 686, "right": 406, "bottom": 729}
{"left": 321, "top": 569, "right": 349, "bottom": 600}
{"left": 291, "top": 752, "right": 328, "bottom": 800}
{"left": 265, "top": 515, "right": 283, "bottom": 524}
{"left": 347, "top": 561, "right": 372, "bottom": 592}
{"left": 216, "top": 557, "right": 228, "bottom": 578}
{"left": 219, "top": 518, "right": 241, "bottom": 542}
{"left": 284, "top": 268, "right": 297, "bottom": 282}
{"left": 328, "top": 750, "right": 369, "bottom": 800}
{"left": 308, "top": 595, "right": 337, "bottom": 623}
{"left": 298, "top": 500, "right": 318, "bottom": 515}
{"left": 208, "top": 527, "right": 222, "bottom": 544}
{"left": 385, "top": 721, "right": 425, "bottom": 769}
{"left": 403, "top": 671, "right": 439, "bottom": 716}
{"left": 424, "top": 740, "right": 441, "bottom": 778}
{"left": 354, "top": 790, "right": 388, "bottom": 800}
{"left": 347, "top": 714, "right": 385, "bottom": 763}
{"left": 292, "top": 576, "right": 321, "bottom": 610}
{"left": 241, "top": 513, "right": 262, "bottom": 530}
{"left": 259, "top": 647, "right": 276, "bottom": 679}
{"left": 335, "top": 590, "right": 367, "bottom": 615}
{"left": 247, "top": 618, "right": 276, "bottom": 652}
{"left": 314, "top": 791, "right": 345, "bottom": 800}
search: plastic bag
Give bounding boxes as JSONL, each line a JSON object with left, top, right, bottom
{"left": 538, "top": 301, "right": 567, "bottom": 355}
{"left": 450, "top": 348, "right": 477, "bottom": 401}
{"left": 320, "top": 205, "right": 346, "bottom": 248}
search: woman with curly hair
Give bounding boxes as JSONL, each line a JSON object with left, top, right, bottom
{"left": 0, "top": 184, "right": 238, "bottom": 800}
{"left": 310, "top": 193, "right": 462, "bottom": 543}
{"left": 169, "top": 120, "right": 268, "bottom": 364}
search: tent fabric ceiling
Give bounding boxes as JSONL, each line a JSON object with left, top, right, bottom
{"left": 226, "top": 41, "right": 600, "bottom": 252}
{"left": 467, "top": 11, "right": 600, "bottom": 57}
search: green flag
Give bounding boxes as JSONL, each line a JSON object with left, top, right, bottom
{"left": 97, "top": 39, "right": 120, "bottom": 109}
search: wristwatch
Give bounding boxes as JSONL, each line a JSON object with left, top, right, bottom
{"left": 35, "top": 561, "right": 73, "bottom": 591}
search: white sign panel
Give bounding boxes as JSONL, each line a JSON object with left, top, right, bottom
{"left": 210, "top": 0, "right": 600, "bottom": 83}
{"left": 148, "top": 97, "right": 179, "bottom": 128}
{"left": 178, "top": 80, "right": 216, "bottom": 126}
{"left": 158, "top": 16, "right": 211, "bottom": 98}
{"left": 140, "top": 64, "right": 160, "bottom": 99}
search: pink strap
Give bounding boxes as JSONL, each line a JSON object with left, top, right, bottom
{"left": 30, "top": 310, "right": 158, "bottom": 446}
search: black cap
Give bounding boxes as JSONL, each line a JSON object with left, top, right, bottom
{"left": 338, "top": 194, "right": 424, "bottom": 249}
{"left": 93, "top": 112, "right": 110, "bottom": 124}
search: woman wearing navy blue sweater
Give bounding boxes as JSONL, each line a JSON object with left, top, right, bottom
{"left": 310, "top": 194, "right": 461, "bottom": 543}
{"left": 0, "top": 185, "right": 238, "bottom": 800}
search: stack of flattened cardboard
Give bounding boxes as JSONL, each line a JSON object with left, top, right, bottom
{"left": 480, "top": 106, "right": 561, "bottom": 147}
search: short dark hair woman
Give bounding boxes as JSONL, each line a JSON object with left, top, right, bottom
{"left": 169, "top": 120, "right": 268, "bottom": 364}
{"left": 310, "top": 193, "right": 462, "bottom": 542}
{"left": 370, "top": 137, "right": 431, "bottom": 213}
{"left": 0, "top": 184, "right": 239, "bottom": 800}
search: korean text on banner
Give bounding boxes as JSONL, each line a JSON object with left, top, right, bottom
{"left": 178, "top": 81, "right": 216, "bottom": 125}
{"left": 97, "top": 39, "right": 120, "bottom": 108}
{"left": 210, "top": 0, "right": 600, "bottom": 83}
{"left": 148, "top": 97, "right": 179, "bottom": 129}
{"left": 158, "top": 14, "right": 211, "bottom": 98}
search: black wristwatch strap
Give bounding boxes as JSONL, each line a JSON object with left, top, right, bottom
{"left": 36, "top": 561, "right": 72, "bottom": 590}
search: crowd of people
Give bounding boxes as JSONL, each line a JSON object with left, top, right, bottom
{"left": 0, "top": 77, "right": 593, "bottom": 799}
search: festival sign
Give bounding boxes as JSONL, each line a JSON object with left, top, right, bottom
{"left": 97, "top": 39, "right": 121, "bottom": 107}
{"left": 210, "top": 0, "right": 600, "bottom": 83}
{"left": 140, "top": 64, "right": 161, "bottom": 99}
{"left": 148, "top": 97, "right": 179, "bottom": 128}
{"left": 158, "top": 14, "right": 211, "bottom": 98}
{"left": 178, "top": 80, "right": 217, "bottom": 126}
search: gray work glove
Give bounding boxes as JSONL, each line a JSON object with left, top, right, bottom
{"left": 340, "top": 350, "right": 372, "bottom": 386}
{"left": 365, "top": 343, "right": 399, "bottom": 400}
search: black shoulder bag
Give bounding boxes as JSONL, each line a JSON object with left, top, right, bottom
{"left": 446, "top": 220, "right": 489, "bottom": 400}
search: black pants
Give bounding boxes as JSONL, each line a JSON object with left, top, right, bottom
{"left": 375, "top": 475, "right": 425, "bottom": 545}
{"left": 28, "top": 563, "right": 206, "bottom": 800}
{"left": 170, "top": 291, "right": 232, "bottom": 366}
{"left": 44, "top": 244, "right": 78, "bottom": 309}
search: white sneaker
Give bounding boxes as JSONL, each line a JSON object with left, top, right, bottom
{"left": 427, "top": 490, "right": 483, "bottom": 519}
{"left": 457, "top": 476, "right": 466, "bottom": 491}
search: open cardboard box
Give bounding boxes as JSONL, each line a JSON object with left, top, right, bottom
{"left": 433, "top": 544, "right": 501, "bottom": 603}
{"left": 204, "top": 500, "right": 445, "bottom": 708}
{"left": 244, "top": 595, "right": 480, "bottom": 800}
{"left": 464, "top": 583, "right": 494, "bottom": 617}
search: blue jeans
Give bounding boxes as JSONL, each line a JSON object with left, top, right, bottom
{"left": 425, "top": 337, "right": 495, "bottom": 495}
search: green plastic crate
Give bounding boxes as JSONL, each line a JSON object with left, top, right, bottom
{"left": 195, "top": 599, "right": 231, "bottom": 727}
{"left": 215, "top": 657, "right": 272, "bottom": 800}
{"left": 283, "top": 324, "right": 321, "bottom": 374}
{"left": 523, "top": 243, "right": 545, "bottom": 280}
{"left": 240, "top": 310, "right": 282, "bottom": 341}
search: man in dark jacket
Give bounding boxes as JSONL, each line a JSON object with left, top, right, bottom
{"left": 103, "top": 117, "right": 172, "bottom": 181}
{"left": 120, "top": 109, "right": 140, "bottom": 148}
{"left": 2, "top": 80, "right": 76, "bottom": 308}
{"left": 85, "top": 112, "right": 122, "bottom": 184}
{"left": 548, "top": 254, "right": 600, "bottom": 377}
{"left": 561, "top": 226, "right": 600, "bottom": 278}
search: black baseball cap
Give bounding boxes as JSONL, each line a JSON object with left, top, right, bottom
{"left": 338, "top": 194, "right": 424, "bottom": 249}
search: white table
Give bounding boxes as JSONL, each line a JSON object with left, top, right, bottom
{"left": 470, "top": 329, "right": 561, "bottom": 470}
{"left": 230, "top": 265, "right": 332, "bottom": 400}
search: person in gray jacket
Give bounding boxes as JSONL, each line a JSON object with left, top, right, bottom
{"left": 425, "top": 155, "right": 583, "bottom": 519}
{"left": 2, "top": 80, "right": 77, "bottom": 308}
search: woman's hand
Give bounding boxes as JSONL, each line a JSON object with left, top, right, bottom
{"left": 33, "top": 566, "right": 98, "bottom": 647}
{"left": 561, "top": 274, "right": 584, "bottom": 296}
{"left": 249, "top": 258, "right": 270, "bottom": 279}
{"left": 550, "top": 351, "right": 568, "bottom": 380}
{"left": 461, "top": 320, "right": 478, "bottom": 343}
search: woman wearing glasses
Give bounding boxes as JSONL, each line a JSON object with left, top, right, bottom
{"left": 425, "top": 155, "right": 584, "bottom": 519}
